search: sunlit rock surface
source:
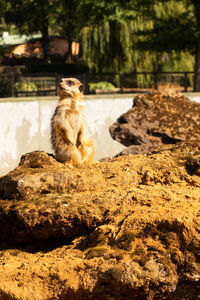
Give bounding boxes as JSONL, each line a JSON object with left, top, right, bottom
{"left": 0, "top": 141, "right": 199, "bottom": 299}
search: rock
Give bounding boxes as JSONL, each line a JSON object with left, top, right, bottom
{"left": 0, "top": 151, "right": 106, "bottom": 200}
{"left": 0, "top": 142, "right": 199, "bottom": 299}
{"left": 109, "top": 90, "right": 200, "bottom": 156}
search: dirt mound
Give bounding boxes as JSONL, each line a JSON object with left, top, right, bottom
{"left": 109, "top": 90, "right": 200, "bottom": 156}
{"left": 0, "top": 141, "right": 200, "bottom": 299}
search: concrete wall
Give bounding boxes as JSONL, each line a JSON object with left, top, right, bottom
{"left": 0, "top": 94, "right": 133, "bottom": 176}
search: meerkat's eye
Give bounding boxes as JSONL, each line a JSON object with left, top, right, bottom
{"left": 66, "top": 80, "right": 74, "bottom": 86}
{"left": 79, "top": 84, "right": 84, "bottom": 92}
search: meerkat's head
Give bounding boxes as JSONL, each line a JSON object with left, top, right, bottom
{"left": 58, "top": 78, "right": 84, "bottom": 100}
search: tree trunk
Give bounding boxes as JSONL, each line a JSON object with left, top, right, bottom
{"left": 41, "top": 24, "right": 50, "bottom": 63}
{"left": 64, "top": 4, "right": 75, "bottom": 63}
{"left": 66, "top": 38, "right": 73, "bottom": 63}
{"left": 192, "top": 0, "right": 200, "bottom": 91}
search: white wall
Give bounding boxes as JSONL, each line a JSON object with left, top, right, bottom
{"left": 0, "top": 95, "right": 133, "bottom": 176}
{"left": 184, "top": 93, "right": 200, "bottom": 103}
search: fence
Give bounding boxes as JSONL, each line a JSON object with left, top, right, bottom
{"left": 0, "top": 71, "right": 195, "bottom": 97}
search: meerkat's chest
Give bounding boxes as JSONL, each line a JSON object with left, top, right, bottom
{"left": 67, "top": 110, "right": 83, "bottom": 131}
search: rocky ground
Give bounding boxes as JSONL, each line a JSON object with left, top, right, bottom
{"left": 109, "top": 90, "right": 200, "bottom": 156}
{"left": 0, "top": 138, "right": 200, "bottom": 299}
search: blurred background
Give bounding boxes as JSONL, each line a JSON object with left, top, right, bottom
{"left": 0, "top": 0, "right": 200, "bottom": 96}
{"left": 1, "top": 0, "right": 200, "bottom": 176}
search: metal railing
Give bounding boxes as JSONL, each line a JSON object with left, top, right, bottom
{"left": 0, "top": 71, "right": 195, "bottom": 98}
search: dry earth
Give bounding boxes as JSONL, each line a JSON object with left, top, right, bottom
{"left": 0, "top": 140, "right": 199, "bottom": 299}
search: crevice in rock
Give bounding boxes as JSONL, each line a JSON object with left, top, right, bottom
{"left": 117, "top": 115, "right": 128, "bottom": 124}
{"left": 0, "top": 237, "right": 72, "bottom": 254}
{"left": 147, "top": 130, "right": 182, "bottom": 144}
{"left": 0, "top": 233, "right": 91, "bottom": 254}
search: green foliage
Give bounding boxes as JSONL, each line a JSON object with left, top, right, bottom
{"left": 77, "top": 0, "right": 196, "bottom": 74}
{"left": 14, "top": 81, "right": 38, "bottom": 92}
{"left": 0, "top": 0, "right": 198, "bottom": 86}
{"left": 0, "top": 0, "right": 7, "bottom": 17}
{"left": 135, "top": 1, "right": 196, "bottom": 52}
{"left": 130, "top": 0, "right": 195, "bottom": 73}
{"left": 88, "top": 81, "right": 116, "bottom": 91}
{"left": 4, "top": 0, "right": 59, "bottom": 35}
{"left": 137, "top": 74, "right": 152, "bottom": 88}
{"left": 77, "top": 0, "right": 135, "bottom": 72}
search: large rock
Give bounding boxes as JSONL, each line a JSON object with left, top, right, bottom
{"left": 109, "top": 91, "right": 200, "bottom": 156}
{"left": 0, "top": 142, "right": 199, "bottom": 299}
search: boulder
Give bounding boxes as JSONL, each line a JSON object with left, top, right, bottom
{"left": 0, "top": 142, "right": 199, "bottom": 299}
{"left": 109, "top": 91, "right": 200, "bottom": 156}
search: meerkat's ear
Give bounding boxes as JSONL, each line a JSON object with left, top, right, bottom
{"left": 79, "top": 84, "right": 84, "bottom": 93}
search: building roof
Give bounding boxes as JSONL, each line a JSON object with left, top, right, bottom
{"left": 0, "top": 34, "right": 42, "bottom": 47}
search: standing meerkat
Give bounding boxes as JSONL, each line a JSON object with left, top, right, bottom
{"left": 51, "top": 78, "right": 96, "bottom": 164}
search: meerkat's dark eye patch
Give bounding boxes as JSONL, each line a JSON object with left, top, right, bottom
{"left": 79, "top": 84, "right": 84, "bottom": 92}
{"left": 66, "top": 80, "right": 74, "bottom": 86}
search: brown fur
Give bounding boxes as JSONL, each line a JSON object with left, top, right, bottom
{"left": 51, "top": 78, "right": 96, "bottom": 164}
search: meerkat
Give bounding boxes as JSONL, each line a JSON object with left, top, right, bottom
{"left": 51, "top": 78, "right": 96, "bottom": 164}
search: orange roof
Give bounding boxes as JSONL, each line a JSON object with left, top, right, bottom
{"left": 7, "top": 36, "right": 74, "bottom": 58}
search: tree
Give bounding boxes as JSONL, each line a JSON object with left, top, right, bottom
{"left": 4, "top": 0, "right": 62, "bottom": 63}
{"left": 76, "top": 0, "right": 194, "bottom": 78}
{"left": 192, "top": 0, "right": 200, "bottom": 91}
{"left": 77, "top": 0, "right": 135, "bottom": 72}
{"left": 134, "top": 0, "right": 200, "bottom": 91}
{"left": 53, "top": 0, "right": 79, "bottom": 62}
{"left": 0, "top": 0, "right": 9, "bottom": 33}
